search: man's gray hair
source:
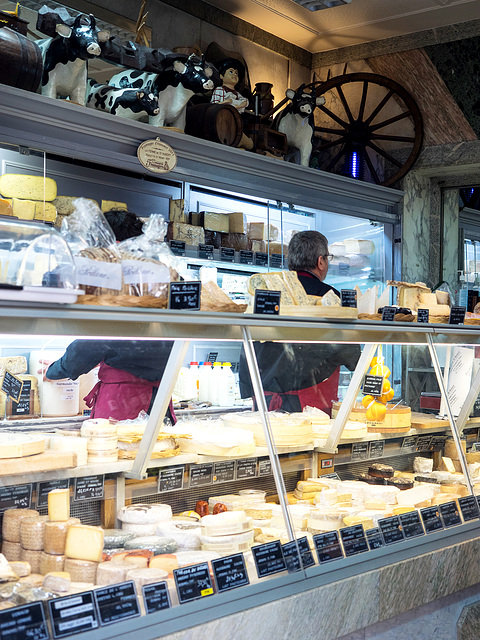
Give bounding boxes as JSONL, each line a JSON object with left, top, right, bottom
{"left": 288, "top": 230, "right": 329, "bottom": 271}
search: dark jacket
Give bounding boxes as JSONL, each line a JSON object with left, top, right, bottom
{"left": 296, "top": 270, "right": 340, "bottom": 297}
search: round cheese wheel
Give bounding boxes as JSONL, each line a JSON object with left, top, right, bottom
{"left": 156, "top": 520, "right": 201, "bottom": 550}
{"left": 86, "top": 451, "right": 118, "bottom": 463}
{"left": 126, "top": 567, "right": 168, "bottom": 592}
{"left": 64, "top": 558, "right": 98, "bottom": 583}
{"left": 102, "top": 529, "right": 136, "bottom": 549}
{"left": 2, "top": 509, "right": 39, "bottom": 543}
{"left": 117, "top": 504, "right": 172, "bottom": 525}
{"left": 40, "top": 552, "right": 65, "bottom": 575}
{"left": 44, "top": 518, "right": 81, "bottom": 555}
{"left": 124, "top": 536, "right": 177, "bottom": 554}
{"left": 86, "top": 436, "right": 118, "bottom": 452}
{"left": 2, "top": 541, "right": 22, "bottom": 561}
{"left": 96, "top": 561, "right": 132, "bottom": 586}
{"left": 19, "top": 548, "right": 42, "bottom": 574}
{"left": 122, "top": 522, "right": 158, "bottom": 536}
{"left": 20, "top": 516, "right": 49, "bottom": 551}
{"left": 81, "top": 419, "right": 117, "bottom": 437}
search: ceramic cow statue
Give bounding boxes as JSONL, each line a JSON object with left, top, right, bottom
{"left": 273, "top": 86, "right": 325, "bottom": 167}
{"left": 36, "top": 13, "right": 109, "bottom": 105}
{"left": 108, "top": 54, "right": 215, "bottom": 130}
{"left": 86, "top": 80, "right": 159, "bottom": 120}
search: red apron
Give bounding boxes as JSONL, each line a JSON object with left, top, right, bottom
{"left": 263, "top": 368, "right": 340, "bottom": 416}
{"left": 84, "top": 362, "right": 176, "bottom": 422}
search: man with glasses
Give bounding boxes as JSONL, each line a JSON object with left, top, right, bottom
{"left": 288, "top": 230, "right": 338, "bottom": 297}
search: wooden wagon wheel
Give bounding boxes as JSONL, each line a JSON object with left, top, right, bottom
{"left": 309, "top": 73, "right": 423, "bottom": 187}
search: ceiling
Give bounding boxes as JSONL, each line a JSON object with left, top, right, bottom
{"left": 205, "top": 0, "right": 480, "bottom": 52}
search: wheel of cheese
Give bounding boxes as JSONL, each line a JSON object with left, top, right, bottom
{"left": 86, "top": 436, "right": 118, "bottom": 452}
{"left": 86, "top": 451, "right": 119, "bottom": 463}
{"left": 102, "top": 529, "right": 136, "bottom": 549}
{"left": 44, "top": 518, "right": 81, "bottom": 555}
{"left": 43, "top": 572, "right": 71, "bottom": 593}
{"left": 126, "top": 567, "right": 168, "bottom": 592}
{"left": 121, "top": 522, "right": 158, "bottom": 536}
{"left": 96, "top": 560, "right": 133, "bottom": 586}
{"left": 40, "top": 552, "right": 65, "bottom": 575}
{"left": 2, "top": 509, "right": 39, "bottom": 543}
{"left": 117, "top": 504, "right": 172, "bottom": 525}
{"left": 9, "top": 561, "right": 31, "bottom": 578}
{"left": 64, "top": 558, "right": 98, "bottom": 583}
{"left": 156, "top": 520, "right": 201, "bottom": 550}
{"left": 200, "top": 529, "right": 254, "bottom": 554}
{"left": 124, "top": 536, "right": 178, "bottom": 554}
{"left": 19, "top": 548, "right": 42, "bottom": 574}
{"left": 81, "top": 419, "right": 117, "bottom": 438}
{"left": 49, "top": 437, "right": 88, "bottom": 466}
{"left": 0, "top": 433, "right": 45, "bottom": 458}
{"left": 20, "top": 516, "right": 49, "bottom": 550}
{"left": 2, "top": 541, "right": 22, "bottom": 562}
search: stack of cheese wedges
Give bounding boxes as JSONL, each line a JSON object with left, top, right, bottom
{"left": 0, "top": 174, "right": 57, "bottom": 223}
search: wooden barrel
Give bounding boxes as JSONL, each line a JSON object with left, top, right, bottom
{"left": 185, "top": 103, "right": 243, "bottom": 147}
{"left": 0, "top": 27, "right": 43, "bottom": 93}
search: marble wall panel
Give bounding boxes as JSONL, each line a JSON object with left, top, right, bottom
{"left": 442, "top": 188, "right": 460, "bottom": 291}
{"left": 401, "top": 172, "right": 432, "bottom": 285}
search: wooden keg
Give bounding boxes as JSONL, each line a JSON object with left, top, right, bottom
{"left": 0, "top": 27, "right": 43, "bottom": 93}
{"left": 185, "top": 103, "right": 243, "bottom": 147}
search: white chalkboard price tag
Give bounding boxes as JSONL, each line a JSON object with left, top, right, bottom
{"left": 1, "top": 371, "right": 23, "bottom": 403}
{"left": 339, "top": 524, "right": 369, "bottom": 557}
{"left": 189, "top": 463, "right": 213, "bottom": 488}
{"left": 94, "top": 581, "right": 140, "bottom": 625}
{"left": 74, "top": 475, "right": 104, "bottom": 501}
{"left": 399, "top": 511, "right": 425, "bottom": 538}
{"left": 169, "top": 240, "right": 186, "bottom": 256}
{"left": 381, "top": 306, "right": 397, "bottom": 321}
{"left": 368, "top": 440, "right": 385, "bottom": 459}
{"left": 254, "top": 289, "right": 281, "bottom": 315}
{"left": 198, "top": 244, "right": 214, "bottom": 260}
{"left": 239, "top": 250, "right": 254, "bottom": 265}
{"left": 458, "top": 496, "right": 480, "bottom": 521}
{"left": 439, "top": 501, "right": 462, "bottom": 528}
{"left": 220, "top": 247, "right": 235, "bottom": 262}
{"left": 254, "top": 252, "right": 268, "bottom": 267}
{"left": 341, "top": 289, "right": 357, "bottom": 308}
{"left": 213, "top": 460, "right": 235, "bottom": 483}
{"left": 313, "top": 531, "right": 344, "bottom": 563}
{"left": 169, "top": 282, "right": 201, "bottom": 310}
{"left": 269, "top": 253, "right": 283, "bottom": 269}
{"left": 281, "top": 536, "right": 316, "bottom": 572}
{"left": 401, "top": 436, "right": 418, "bottom": 453}
{"left": 378, "top": 516, "right": 405, "bottom": 545}
{"left": 258, "top": 458, "right": 272, "bottom": 476}
{"left": 174, "top": 562, "right": 214, "bottom": 603}
{"left": 142, "top": 582, "right": 171, "bottom": 614}
{"left": 0, "top": 602, "right": 49, "bottom": 640}
{"left": 420, "top": 507, "right": 444, "bottom": 533}
{"left": 366, "top": 527, "right": 384, "bottom": 550}
{"left": 236, "top": 458, "right": 257, "bottom": 479}
{"left": 362, "top": 375, "right": 383, "bottom": 396}
{"left": 158, "top": 466, "right": 184, "bottom": 493}
{"left": 417, "top": 308, "right": 429, "bottom": 323}
{"left": 449, "top": 306, "right": 466, "bottom": 325}
{"left": 351, "top": 442, "right": 369, "bottom": 462}
{"left": 0, "top": 483, "right": 32, "bottom": 511}
{"left": 252, "top": 541, "right": 287, "bottom": 578}
{"left": 37, "top": 479, "right": 70, "bottom": 508}
{"left": 49, "top": 591, "right": 99, "bottom": 638}
{"left": 212, "top": 553, "right": 250, "bottom": 592}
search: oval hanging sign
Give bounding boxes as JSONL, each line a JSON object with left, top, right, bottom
{"left": 137, "top": 137, "right": 177, "bottom": 174}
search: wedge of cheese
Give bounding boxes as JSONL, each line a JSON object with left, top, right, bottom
{"left": 65, "top": 525, "right": 104, "bottom": 562}
{"left": 48, "top": 489, "right": 70, "bottom": 522}
{"left": 101, "top": 200, "right": 127, "bottom": 212}
{"left": 34, "top": 201, "right": 57, "bottom": 222}
{"left": 169, "top": 199, "right": 186, "bottom": 223}
{"left": 0, "top": 174, "right": 57, "bottom": 201}
{"left": 438, "top": 457, "right": 456, "bottom": 473}
{"left": 12, "top": 198, "right": 35, "bottom": 220}
{"left": 0, "top": 199, "right": 13, "bottom": 217}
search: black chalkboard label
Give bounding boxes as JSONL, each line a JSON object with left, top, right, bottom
{"left": 95, "top": 581, "right": 140, "bottom": 626}
{"left": 378, "top": 516, "right": 405, "bottom": 545}
{"left": 269, "top": 253, "right": 283, "bottom": 269}
{"left": 417, "top": 308, "right": 430, "bottom": 323}
{"left": 74, "top": 475, "right": 104, "bottom": 501}
{"left": 351, "top": 442, "right": 369, "bottom": 462}
{"left": 363, "top": 375, "right": 383, "bottom": 396}
{"left": 49, "top": 591, "right": 99, "bottom": 638}
{"left": 429, "top": 436, "right": 447, "bottom": 451}
{"left": 143, "top": 582, "right": 171, "bottom": 614}
{"left": 189, "top": 463, "right": 213, "bottom": 488}
{"left": 282, "top": 536, "right": 316, "bottom": 572}
{"left": 340, "top": 524, "right": 369, "bottom": 557}
{"left": 449, "top": 305, "right": 466, "bottom": 325}
{"left": 198, "top": 243, "right": 214, "bottom": 260}
{"left": 0, "top": 602, "right": 49, "bottom": 640}
{"left": 381, "top": 306, "right": 397, "bottom": 322}
{"left": 258, "top": 458, "right": 272, "bottom": 476}
{"left": 420, "top": 506, "right": 444, "bottom": 533}
{"left": 415, "top": 436, "right": 432, "bottom": 452}
{"left": 220, "top": 247, "right": 235, "bottom": 262}
{"left": 252, "top": 541, "right": 287, "bottom": 577}
{"left": 239, "top": 250, "right": 254, "bottom": 265}
{"left": 254, "top": 289, "right": 281, "bottom": 315}
{"left": 400, "top": 510, "right": 425, "bottom": 538}
{"left": 2, "top": 371, "right": 23, "bottom": 403}
{"left": 255, "top": 252, "right": 268, "bottom": 267}
{"left": 207, "top": 352, "right": 218, "bottom": 363}
{"left": 10, "top": 380, "right": 32, "bottom": 416}
{"left": 236, "top": 458, "right": 257, "bottom": 479}
{"left": 174, "top": 562, "right": 214, "bottom": 603}
{"left": 0, "top": 483, "right": 32, "bottom": 511}
{"left": 366, "top": 527, "right": 384, "bottom": 550}
{"left": 169, "top": 281, "right": 201, "bottom": 311}
{"left": 158, "top": 466, "right": 184, "bottom": 493}
{"left": 439, "top": 501, "right": 462, "bottom": 528}
{"left": 212, "top": 553, "right": 250, "bottom": 592}
{"left": 170, "top": 240, "right": 186, "bottom": 256}
{"left": 313, "top": 531, "right": 344, "bottom": 563}
{"left": 341, "top": 289, "right": 357, "bottom": 308}
{"left": 458, "top": 496, "right": 480, "bottom": 521}
{"left": 37, "top": 479, "right": 69, "bottom": 508}
{"left": 322, "top": 472, "right": 341, "bottom": 480}
{"left": 401, "top": 436, "right": 418, "bottom": 453}
{"left": 369, "top": 440, "right": 385, "bottom": 459}
{"left": 213, "top": 461, "right": 236, "bottom": 483}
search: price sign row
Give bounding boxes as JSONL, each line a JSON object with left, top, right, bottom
{"left": 158, "top": 459, "right": 272, "bottom": 492}
{"left": 169, "top": 240, "right": 286, "bottom": 268}
{"left": 351, "top": 440, "right": 385, "bottom": 462}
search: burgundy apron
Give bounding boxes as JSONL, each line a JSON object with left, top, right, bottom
{"left": 263, "top": 367, "right": 340, "bottom": 416}
{"left": 84, "top": 362, "right": 176, "bottom": 422}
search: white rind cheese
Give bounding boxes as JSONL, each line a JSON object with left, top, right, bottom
{"left": 117, "top": 504, "right": 172, "bottom": 525}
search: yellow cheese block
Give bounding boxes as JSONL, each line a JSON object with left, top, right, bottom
{"left": 65, "top": 525, "right": 104, "bottom": 562}
{"left": 393, "top": 506, "right": 415, "bottom": 515}
{"left": 34, "top": 201, "right": 57, "bottom": 222}
{"left": 52, "top": 196, "right": 98, "bottom": 216}
{"left": 438, "top": 457, "right": 456, "bottom": 473}
{"left": 169, "top": 199, "right": 185, "bottom": 223}
{"left": 0, "top": 174, "right": 57, "bottom": 201}
{"left": 101, "top": 200, "right": 127, "bottom": 212}
{"left": 12, "top": 198, "right": 35, "bottom": 220}
{"left": 0, "top": 433, "right": 44, "bottom": 458}
{"left": 343, "top": 515, "right": 374, "bottom": 529}
{"left": 48, "top": 489, "right": 70, "bottom": 522}
{"left": 0, "top": 199, "right": 13, "bottom": 217}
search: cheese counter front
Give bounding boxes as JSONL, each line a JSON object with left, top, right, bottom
{"left": 0, "top": 311, "right": 480, "bottom": 640}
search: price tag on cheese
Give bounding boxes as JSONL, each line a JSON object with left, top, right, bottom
{"left": 439, "top": 501, "right": 462, "bottom": 528}
{"left": 378, "top": 516, "right": 405, "bottom": 545}
{"left": 94, "top": 581, "right": 140, "bottom": 625}
{"left": 254, "top": 290, "right": 280, "bottom": 315}
{"left": 74, "top": 475, "right": 104, "bottom": 501}
{"left": 220, "top": 247, "right": 235, "bottom": 263}
{"left": 0, "top": 484, "right": 32, "bottom": 511}
{"left": 420, "top": 507, "right": 444, "bottom": 533}
{"left": 381, "top": 306, "right": 397, "bottom": 321}
{"left": 362, "top": 375, "right": 383, "bottom": 396}
{"left": 174, "top": 563, "right": 214, "bottom": 603}
{"left": 458, "top": 496, "right": 480, "bottom": 522}
{"left": 341, "top": 289, "right": 357, "bottom": 308}
{"left": 313, "top": 531, "right": 344, "bottom": 563}
{"left": 213, "top": 460, "right": 235, "bottom": 483}
{"left": 417, "top": 308, "right": 429, "bottom": 323}
{"left": 169, "top": 282, "right": 201, "bottom": 311}
{"left": 449, "top": 305, "right": 466, "bottom": 325}
{"left": 37, "top": 479, "right": 70, "bottom": 508}
{"left": 49, "top": 591, "right": 99, "bottom": 638}
{"left": 198, "top": 244, "right": 214, "bottom": 260}
{"left": 158, "top": 466, "right": 184, "bottom": 493}
{"left": 0, "top": 602, "right": 49, "bottom": 640}
{"left": 366, "top": 527, "right": 384, "bottom": 550}
{"left": 282, "top": 536, "right": 316, "bottom": 572}
{"left": 252, "top": 541, "right": 287, "bottom": 577}
{"left": 399, "top": 511, "right": 425, "bottom": 538}
{"left": 143, "top": 582, "right": 171, "bottom": 614}
{"left": 212, "top": 553, "right": 250, "bottom": 592}
{"left": 339, "top": 524, "right": 369, "bottom": 557}
{"left": 1, "top": 370, "right": 23, "bottom": 403}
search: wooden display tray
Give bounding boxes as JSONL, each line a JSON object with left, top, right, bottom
{"left": 280, "top": 305, "right": 358, "bottom": 319}
{"left": 0, "top": 450, "right": 77, "bottom": 476}
{"left": 410, "top": 413, "right": 480, "bottom": 429}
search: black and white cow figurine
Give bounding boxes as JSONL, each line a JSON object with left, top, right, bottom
{"left": 273, "top": 86, "right": 325, "bottom": 167}
{"left": 108, "top": 54, "right": 215, "bottom": 130}
{"left": 36, "top": 13, "right": 109, "bottom": 105}
{"left": 86, "top": 80, "right": 159, "bottom": 120}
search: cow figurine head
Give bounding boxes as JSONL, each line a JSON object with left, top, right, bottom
{"left": 285, "top": 86, "right": 325, "bottom": 121}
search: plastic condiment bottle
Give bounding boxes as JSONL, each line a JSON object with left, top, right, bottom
{"left": 198, "top": 362, "right": 212, "bottom": 403}
{"left": 209, "top": 362, "right": 223, "bottom": 406}
{"left": 221, "top": 362, "right": 236, "bottom": 407}
{"left": 189, "top": 361, "right": 200, "bottom": 400}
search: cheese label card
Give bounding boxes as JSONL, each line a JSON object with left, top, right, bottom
{"left": 429, "top": 436, "right": 447, "bottom": 451}
{"left": 122, "top": 260, "right": 170, "bottom": 285}
{"left": 366, "top": 527, "right": 384, "bottom": 550}
{"left": 0, "top": 484, "right": 32, "bottom": 511}
{"left": 282, "top": 537, "right": 316, "bottom": 572}
{"left": 213, "top": 460, "right": 235, "bottom": 483}
{"left": 417, "top": 308, "right": 429, "bottom": 323}
{"left": 439, "top": 501, "right": 462, "bottom": 528}
{"left": 174, "top": 563, "right": 214, "bottom": 603}
{"left": 1, "top": 371, "right": 23, "bottom": 402}
{"left": 236, "top": 458, "right": 257, "bottom": 479}
{"left": 368, "top": 440, "right": 385, "bottom": 459}
{"left": 269, "top": 253, "right": 283, "bottom": 269}
{"left": 143, "top": 582, "right": 171, "bottom": 614}
{"left": 9, "top": 381, "right": 32, "bottom": 416}
{"left": 169, "top": 282, "right": 201, "bottom": 310}
{"left": 0, "top": 602, "right": 49, "bottom": 640}
{"left": 158, "top": 466, "right": 184, "bottom": 493}
{"left": 37, "top": 478, "right": 70, "bottom": 508}
{"left": 362, "top": 375, "right": 383, "bottom": 396}
{"left": 258, "top": 458, "right": 272, "bottom": 476}
{"left": 212, "top": 553, "right": 250, "bottom": 592}
{"left": 254, "top": 289, "right": 281, "bottom": 315}
{"left": 189, "top": 463, "right": 213, "bottom": 488}
{"left": 220, "top": 247, "right": 235, "bottom": 262}
{"left": 415, "top": 436, "right": 432, "bottom": 452}
{"left": 401, "top": 436, "right": 418, "bottom": 453}
{"left": 239, "top": 250, "right": 254, "bottom": 265}
{"left": 449, "top": 306, "right": 466, "bottom": 325}
{"left": 381, "top": 306, "right": 397, "bottom": 321}
{"left": 313, "top": 531, "right": 344, "bottom": 563}
{"left": 458, "top": 496, "right": 480, "bottom": 522}
{"left": 137, "top": 138, "right": 177, "bottom": 174}
{"left": 378, "top": 516, "right": 405, "bottom": 545}
{"left": 198, "top": 244, "right": 214, "bottom": 260}
{"left": 254, "top": 252, "right": 268, "bottom": 267}
{"left": 420, "top": 507, "right": 444, "bottom": 533}
{"left": 399, "top": 511, "right": 425, "bottom": 538}
{"left": 95, "top": 581, "right": 140, "bottom": 626}
{"left": 74, "top": 475, "right": 104, "bottom": 501}
{"left": 74, "top": 257, "right": 122, "bottom": 291}
{"left": 341, "top": 289, "right": 357, "bottom": 308}
{"left": 49, "top": 591, "right": 99, "bottom": 638}
{"left": 340, "top": 524, "right": 369, "bottom": 557}
{"left": 351, "top": 442, "right": 369, "bottom": 462}
{"left": 252, "top": 541, "right": 287, "bottom": 577}
{"left": 170, "top": 240, "right": 186, "bottom": 256}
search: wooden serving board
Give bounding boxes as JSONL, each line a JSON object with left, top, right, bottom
{"left": 0, "top": 450, "right": 77, "bottom": 476}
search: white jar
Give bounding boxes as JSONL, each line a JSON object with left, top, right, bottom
{"left": 29, "top": 350, "right": 80, "bottom": 417}
{"left": 198, "top": 362, "right": 212, "bottom": 403}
